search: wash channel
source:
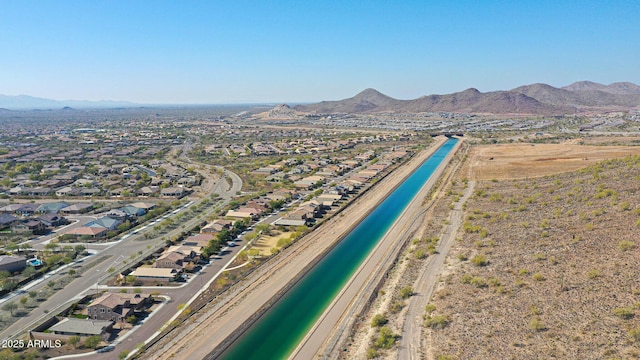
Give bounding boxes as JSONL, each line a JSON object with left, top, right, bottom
{"left": 219, "top": 137, "right": 459, "bottom": 360}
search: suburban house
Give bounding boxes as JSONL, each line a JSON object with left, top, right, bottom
{"left": 183, "top": 233, "right": 215, "bottom": 248}
{"left": 160, "top": 187, "right": 186, "bottom": 198}
{"left": 129, "top": 202, "right": 156, "bottom": 211}
{"left": 35, "top": 201, "right": 70, "bottom": 214}
{"left": 36, "top": 213, "right": 67, "bottom": 227}
{"left": 120, "top": 205, "right": 147, "bottom": 218}
{"left": 86, "top": 216, "right": 121, "bottom": 231}
{"left": 155, "top": 249, "right": 197, "bottom": 270}
{"left": 87, "top": 292, "right": 151, "bottom": 322}
{"left": 59, "top": 203, "right": 94, "bottom": 214}
{"left": 226, "top": 207, "right": 261, "bottom": 220}
{"left": 130, "top": 267, "right": 178, "bottom": 284}
{"left": 105, "top": 209, "right": 128, "bottom": 220}
{"left": 62, "top": 226, "right": 107, "bottom": 239}
{"left": 47, "top": 318, "right": 113, "bottom": 340}
{"left": 201, "top": 219, "right": 234, "bottom": 234}
{"left": 0, "top": 214, "right": 18, "bottom": 230}
{"left": 167, "top": 245, "right": 201, "bottom": 258}
{"left": 11, "top": 219, "right": 47, "bottom": 234}
{"left": 0, "top": 255, "right": 27, "bottom": 273}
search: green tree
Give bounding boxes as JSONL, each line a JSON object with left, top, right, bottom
{"left": 255, "top": 223, "right": 271, "bottom": 235}
{"left": 2, "top": 302, "right": 17, "bottom": 316}
{"left": 2, "top": 280, "right": 17, "bottom": 291}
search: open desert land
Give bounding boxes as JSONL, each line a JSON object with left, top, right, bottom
{"left": 345, "top": 137, "right": 640, "bottom": 360}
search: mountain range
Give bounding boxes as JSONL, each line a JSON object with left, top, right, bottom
{"left": 295, "top": 81, "right": 640, "bottom": 115}
{"left": 2, "top": 81, "right": 639, "bottom": 115}
{"left": 0, "top": 94, "right": 136, "bottom": 110}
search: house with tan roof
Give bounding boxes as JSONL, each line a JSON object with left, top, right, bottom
{"left": 184, "top": 233, "right": 215, "bottom": 247}
{"left": 87, "top": 292, "right": 151, "bottom": 322}
{"left": 62, "top": 226, "right": 107, "bottom": 238}
{"left": 130, "top": 267, "right": 178, "bottom": 284}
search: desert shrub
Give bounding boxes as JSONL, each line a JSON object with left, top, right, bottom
{"left": 613, "top": 307, "right": 634, "bottom": 319}
{"left": 371, "top": 313, "right": 389, "bottom": 327}
{"left": 530, "top": 305, "right": 542, "bottom": 315}
{"left": 629, "top": 326, "right": 640, "bottom": 342}
{"left": 471, "top": 254, "right": 488, "bottom": 266}
{"left": 533, "top": 253, "right": 546, "bottom": 261}
{"left": 389, "top": 301, "right": 404, "bottom": 314}
{"left": 470, "top": 277, "right": 487, "bottom": 288}
{"left": 436, "top": 355, "right": 453, "bottom": 360}
{"left": 399, "top": 286, "right": 414, "bottom": 299}
{"left": 425, "top": 314, "right": 450, "bottom": 329}
{"left": 366, "top": 348, "right": 379, "bottom": 359}
{"left": 619, "top": 241, "right": 636, "bottom": 251}
{"left": 425, "top": 303, "right": 436, "bottom": 314}
{"left": 374, "top": 327, "right": 399, "bottom": 349}
{"left": 529, "top": 317, "right": 546, "bottom": 332}
{"left": 532, "top": 272, "right": 546, "bottom": 281}
{"left": 586, "top": 269, "right": 600, "bottom": 279}
{"left": 414, "top": 248, "right": 427, "bottom": 259}
{"left": 457, "top": 253, "right": 468, "bottom": 261}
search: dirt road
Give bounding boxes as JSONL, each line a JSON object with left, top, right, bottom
{"left": 397, "top": 180, "right": 475, "bottom": 360}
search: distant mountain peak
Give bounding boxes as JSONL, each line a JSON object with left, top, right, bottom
{"left": 262, "top": 103, "right": 298, "bottom": 119}
{"left": 352, "top": 88, "right": 396, "bottom": 101}
{"left": 462, "top": 88, "right": 481, "bottom": 93}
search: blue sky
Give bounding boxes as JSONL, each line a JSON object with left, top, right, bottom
{"left": 1, "top": 0, "right": 638, "bottom": 104}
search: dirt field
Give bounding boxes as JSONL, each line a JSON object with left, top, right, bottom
{"left": 252, "top": 231, "right": 292, "bottom": 256}
{"left": 462, "top": 143, "right": 640, "bottom": 180}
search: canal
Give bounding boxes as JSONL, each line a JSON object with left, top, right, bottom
{"left": 219, "top": 138, "right": 459, "bottom": 360}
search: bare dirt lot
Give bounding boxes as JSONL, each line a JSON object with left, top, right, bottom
{"left": 462, "top": 143, "right": 640, "bottom": 180}
{"left": 252, "top": 230, "right": 292, "bottom": 256}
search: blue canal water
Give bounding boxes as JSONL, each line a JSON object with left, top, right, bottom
{"left": 219, "top": 138, "right": 458, "bottom": 360}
